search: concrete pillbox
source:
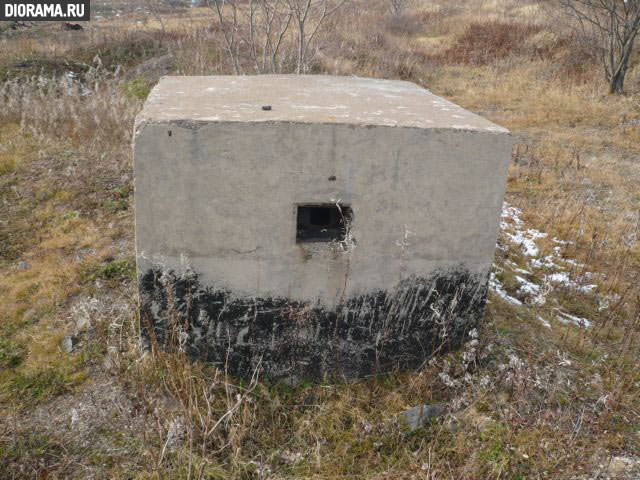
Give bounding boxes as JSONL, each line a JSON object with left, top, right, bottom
{"left": 133, "top": 75, "right": 512, "bottom": 382}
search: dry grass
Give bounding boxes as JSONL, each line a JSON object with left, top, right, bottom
{"left": 1, "top": 0, "right": 639, "bottom": 478}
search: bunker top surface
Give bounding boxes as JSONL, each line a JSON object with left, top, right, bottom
{"left": 137, "top": 75, "right": 509, "bottom": 133}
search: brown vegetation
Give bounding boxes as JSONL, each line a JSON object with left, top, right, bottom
{"left": 443, "top": 20, "right": 542, "bottom": 65}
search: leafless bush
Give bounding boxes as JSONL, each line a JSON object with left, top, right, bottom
{"left": 443, "top": 20, "right": 542, "bottom": 65}
{"left": 207, "top": 0, "right": 349, "bottom": 74}
{"left": 207, "top": 0, "right": 293, "bottom": 73}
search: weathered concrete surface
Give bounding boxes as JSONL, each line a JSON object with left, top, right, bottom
{"left": 137, "top": 75, "right": 509, "bottom": 132}
{"left": 134, "top": 75, "right": 512, "bottom": 381}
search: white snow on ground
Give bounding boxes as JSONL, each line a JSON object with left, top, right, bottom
{"left": 515, "top": 275, "right": 540, "bottom": 295}
{"left": 577, "top": 284, "right": 598, "bottom": 293}
{"left": 556, "top": 311, "right": 592, "bottom": 329}
{"left": 546, "top": 272, "right": 571, "bottom": 283}
{"left": 489, "top": 272, "right": 522, "bottom": 306}
{"left": 514, "top": 267, "right": 531, "bottom": 275}
{"left": 544, "top": 272, "right": 598, "bottom": 293}
{"left": 490, "top": 202, "right": 605, "bottom": 329}
{"left": 530, "top": 255, "right": 556, "bottom": 269}
{"left": 505, "top": 231, "right": 543, "bottom": 257}
{"left": 501, "top": 205, "right": 548, "bottom": 257}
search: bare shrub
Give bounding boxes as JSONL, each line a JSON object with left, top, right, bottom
{"left": 208, "top": 0, "right": 349, "bottom": 74}
{"left": 288, "top": 0, "right": 350, "bottom": 73}
{"left": 444, "top": 20, "right": 542, "bottom": 66}
{"left": 208, "top": 0, "right": 295, "bottom": 74}
{"left": 318, "top": 5, "right": 430, "bottom": 80}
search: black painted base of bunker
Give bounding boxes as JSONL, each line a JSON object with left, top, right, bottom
{"left": 139, "top": 268, "right": 488, "bottom": 382}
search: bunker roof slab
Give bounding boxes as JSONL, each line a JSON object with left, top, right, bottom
{"left": 138, "top": 75, "right": 509, "bottom": 133}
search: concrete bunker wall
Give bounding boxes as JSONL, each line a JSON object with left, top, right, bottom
{"left": 134, "top": 118, "right": 512, "bottom": 381}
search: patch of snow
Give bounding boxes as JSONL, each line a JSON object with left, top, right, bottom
{"left": 556, "top": 311, "right": 592, "bottom": 328}
{"left": 501, "top": 203, "right": 523, "bottom": 225}
{"left": 497, "top": 203, "right": 601, "bottom": 312}
{"left": 515, "top": 275, "right": 540, "bottom": 295}
{"left": 561, "top": 258, "right": 582, "bottom": 267}
{"left": 489, "top": 273, "right": 522, "bottom": 306}
{"left": 527, "top": 229, "right": 547, "bottom": 240}
{"left": 546, "top": 272, "right": 571, "bottom": 284}
{"left": 530, "top": 255, "right": 557, "bottom": 269}
{"left": 506, "top": 231, "right": 540, "bottom": 256}
{"left": 500, "top": 204, "right": 545, "bottom": 257}
{"left": 545, "top": 272, "right": 597, "bottom": 293}
{"left": 496, "top": 241, "right": 509, "bottom": 252}
{"left": 577, "top": 284, "right": 598, "bottom": 293}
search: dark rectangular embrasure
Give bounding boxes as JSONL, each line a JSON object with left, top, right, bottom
{"left": 296, "top": 204, "right": 352, "bottom": 243}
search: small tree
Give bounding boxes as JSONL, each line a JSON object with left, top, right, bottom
{"left": 208, "top": 0, "right": 348, "bottom": 75}
{"left": 286, "top": 0, "right": 349, "bottom": 74}
{"left": 208, "top": 0, "right": 293, "bottom": 74}
{"left": 558, "top": 0, "right": 640, "bottom": 93}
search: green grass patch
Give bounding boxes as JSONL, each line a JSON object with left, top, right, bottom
{"left": 123, "top": 77, "right": 152, "bottom": 100}
{"left": 6, "top": 365, "right": 86, "bottom": 405}
{"left": 103, "top": 197, "right": 129, "bottom": 213}
{"left": 81, "top": 257, "right": 135, "bottom": 285}
{"left": 0, "top": 430, "right": 65, "bottom": 472}
{"left": 0, "top": 337, "right": 25, "bottom": 369}
{"left": 100, "top": 257, "right": 135, "bottom": 280}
